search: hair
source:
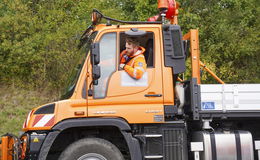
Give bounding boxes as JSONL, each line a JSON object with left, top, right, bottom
{"left": 125, "top": 37, "right": 139, "bottom": 47}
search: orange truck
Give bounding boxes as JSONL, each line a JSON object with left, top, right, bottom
{"left": 1, "top": 0, "right": 260, "bottom": 160}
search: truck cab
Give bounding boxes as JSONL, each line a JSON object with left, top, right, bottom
{"left": 86, "top": 24, "right": 172, "bottom": 123}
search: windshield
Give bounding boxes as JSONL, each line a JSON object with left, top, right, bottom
{"left": 60, "top": 32, "right": 97, "bottom": 100}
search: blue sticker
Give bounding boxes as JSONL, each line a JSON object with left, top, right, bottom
{"left": 201, "top": 102, "right": 215, "bottom": 110}
{"left": 138, "top": 62, "right": 143, "bottom": 67}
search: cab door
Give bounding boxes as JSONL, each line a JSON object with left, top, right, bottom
{"left": 87, "top": 27, "right": 164, "bottom": 124}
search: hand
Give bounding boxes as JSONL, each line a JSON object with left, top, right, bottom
{"left": 120, "top": 64, "right": 125, "bottom": 69}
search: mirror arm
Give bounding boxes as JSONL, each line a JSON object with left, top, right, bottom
{"left": 88, "top": 81, "right": 94, "bottom": 96}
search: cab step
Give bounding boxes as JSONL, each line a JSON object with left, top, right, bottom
{"left": 144, "top": 155, "right": 163, "bottom": 159}
{"left": 135, "top": 134, "right": 162, "bottom": 138}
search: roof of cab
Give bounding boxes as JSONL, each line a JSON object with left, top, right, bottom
{"left": 94, "top": 23, "right": 162, "bottom": 32}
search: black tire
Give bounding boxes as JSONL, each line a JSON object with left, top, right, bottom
{"left": 58, "top": 138, "right": 125, "bottom": 160}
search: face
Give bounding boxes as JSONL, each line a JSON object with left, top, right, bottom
{"left": 125, "top": 42, "right": 136, "bottom": 55}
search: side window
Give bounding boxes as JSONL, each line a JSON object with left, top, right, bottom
{"left": 119, "top": 32, "right": 154, "bottom": 67}
{"left": 94, "top": 33, "right": 116, "bottom": 99}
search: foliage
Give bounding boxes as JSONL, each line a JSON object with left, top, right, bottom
{"left": 0, "top": 0, "right": 259, "bottom": 135}
{"left": 1, "top": 0, "right": 259, "bottom": 89}
{"left": 0, "top": 0, "right": 129, "bottom": 134}
{"left": 117, "top": 0, "right": 259, "bottom": 83}
{"left": 0, "top": 0, "right": 126, "bottom": 91}
{"left": 179, "top": 0, "right": 260, "bottom": 83}
{"left": 120, "top": 0, "right": 260, "bottom": 83}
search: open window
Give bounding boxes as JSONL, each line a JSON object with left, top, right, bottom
{"left": 119, "top": 32, "right": 154, "bottom": 68}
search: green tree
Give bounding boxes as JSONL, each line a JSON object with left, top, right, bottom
{"left": 118, "top": 0, "right": 260, "bottom": 83}
{"left": 0, "top": 0, "right": 259, "bottom": 89}
{"left": 0, "top": 0, "right": 129, "bottom": 91}
{"left": 179, "top": 0, "right": 260, "bottom": 83}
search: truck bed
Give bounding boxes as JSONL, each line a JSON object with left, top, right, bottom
{"left": 201, "top": 84, "right": 260, "bottom": 111}
{"left": 195, "top": 83, "right": 260, "bottom": 119}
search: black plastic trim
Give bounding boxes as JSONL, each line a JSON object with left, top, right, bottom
{"left": 199, "top": 110, "right": 260, "bottom": 119}
{"left": 38, "top": 118, "right": 142, "bottom": 160}
{"left": 28, "top": 133, "right": 47, "bottom": 160}
{"left": 52, "top": 118, "right": 131, "bottom": 131}
{"left": 190, "top": 78, "right": 201, "bottom": 120}
{"left": 210, "top": 133, "right": 217, "bottom": 160}
{"left": 38, "top": 131, "right": 60, "bottom": 160}
{"left": 144, "top": 94, "right": 162, "bottom": 97}
{"left": 91, "top": 42, "right": 100, "bottom": 65}
{"left": 34, "top": 104, "right": 55, "bottom": 115}
{"left": 121, "top": 131, "right": 142, "bottom": 160}
{"left": 162, "top": 24, "right": 186, "bottom": 74}
{"left": 164, "top": 105, "right": 178, "bottom": 117}
{"left": 234, "top": 131, "right": 242, "bottom": 160}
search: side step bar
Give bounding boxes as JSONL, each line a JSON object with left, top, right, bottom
{"left": 144, "top": 155, "right": 163, "bottom": 159}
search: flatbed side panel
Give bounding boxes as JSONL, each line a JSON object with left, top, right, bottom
{"left": 200, "top": 84, "right": 260, "bottom": 111}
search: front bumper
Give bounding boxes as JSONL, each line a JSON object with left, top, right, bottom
{"left": 0, "top": 132, "right": 47, "bottom": 160}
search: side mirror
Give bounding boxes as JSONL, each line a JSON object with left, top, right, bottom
{"left": 92, "top": 65, "right": 100, "bottom": 85}
{"left": 90, "top": 42, "right": 101, "bottom": 85}
{"left": 91, "top": 42, "right": 100, "bottom": 65}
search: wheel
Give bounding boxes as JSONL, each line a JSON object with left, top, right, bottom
{"left": 58, "top": 138, "right": 125, "bottom": 160}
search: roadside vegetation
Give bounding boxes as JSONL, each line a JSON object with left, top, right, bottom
{"left": 0, "top": 86, "right": 57, "bottom": 135}
{"left": 0, "top": 0, "right": 259, "bottom": 135}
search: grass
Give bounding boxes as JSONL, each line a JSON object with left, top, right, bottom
{"left": 0, "top": 86, "right": 58, "bottom": 136}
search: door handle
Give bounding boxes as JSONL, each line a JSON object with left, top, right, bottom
{"left": 145, "top": 94, "right": 162, "bottom": 97}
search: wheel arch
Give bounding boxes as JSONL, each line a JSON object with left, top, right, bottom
{"left": 38, "top": 118, "right": 142, "bottom": 160}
